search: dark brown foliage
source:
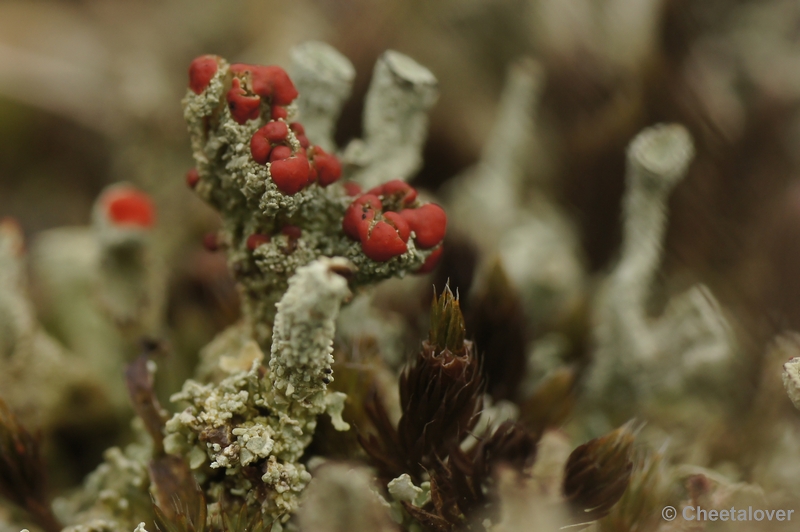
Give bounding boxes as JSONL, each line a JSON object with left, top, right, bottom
{"left": 124, "top": 346, "right": 203, "bottom": 532}
{"left": 153, "top": 484, "right": 272, "bottom": 532}
{"left": 466, "top": 260, "right": 528, "bottom": 402}
{"left": 402, "top": 500, "right": 453, "bottom": 532}
{"left": 150, "top": 454, "right": 206, "bottom": 532}
{"left": 126, "top": 347, "right": 169, "bottom": 454}
{"left": 403, "top": 421, "right": 540, "bottom": 531}
{"left": 360, "top": 287, "right": 483, "bottom": 482}
{"left": 0, "top": 396, "right": 62, "bottom": 532}
{"left": 563, "top": 423, "right": 635, "bottom": 526}
{"left": 215, "top": 497, "right": 273, "bottom": 532}
{"left": 151, "top": 455, "right": 207, "bottom": 532}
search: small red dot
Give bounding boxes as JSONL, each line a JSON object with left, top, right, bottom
{"left": 281, "top": 225, "right": 302, "bottom": 239}
{"left": 203, "top": 233, "right": 219, "bottom": 252}
{"left": 246, "top": 233, "right": 271, "bottom": 251}
{"left": 104, "top": 189, "right": 156, "bottom": 228}
{"left": 186, "top": 168, "right": 200, "bottom": 188}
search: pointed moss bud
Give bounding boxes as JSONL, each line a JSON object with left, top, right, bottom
{"left": 429, "top": 284, "right": 466, "bottom": 355}
{"left": 361, "top": 287, "right": 483, "bottom": 483}
{"left": 562, "top": 422, "right": 635, "bottom": 525}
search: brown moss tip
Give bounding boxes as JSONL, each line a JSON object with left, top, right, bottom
{"left": 429, "top": 284, "right": 466, "bottom": 354}
{"left": 562, "top": 421, "right": 636, "bottom": 525}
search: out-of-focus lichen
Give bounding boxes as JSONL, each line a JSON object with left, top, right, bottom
{"left": 23, "top": 182, "right": 164, "bottom": 425}
{"left": 297, "top": 463, "right": 397, "bottom": 532}
{"left": 52, "top": 424, "right": 153, "bottom": 532}
{"left": 290, "top": 42, "right": 355, "bottom": 154}
{"left": 342, "top": 51, "right": 439, "bottom": 189}
{"left": 0, "top": 219, "right": 120, "bottom": 435}
{"left": 588, "top": 123, "right": 737, "bottom": 415}
{"left": 443, "top": 58, "right": 585, "bottom": 331}
{"left": 91, "top": 183, "right": 161, "bottom": 333}
{"left": 783, "top": 351, "right": 800, "bottom": 411}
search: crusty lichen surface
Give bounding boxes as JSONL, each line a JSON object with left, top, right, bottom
{"left": 163, "top": 258, "right": 355, "bottom": 525}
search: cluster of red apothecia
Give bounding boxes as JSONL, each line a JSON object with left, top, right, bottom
{"left": 343, "top": 180, "right": 445, "bottom": 271}
{"left": 187, "top": 56, "right": 445, "bottom": 272}
{"left": 188, "top": 55, "right": 341, "bottom": 196}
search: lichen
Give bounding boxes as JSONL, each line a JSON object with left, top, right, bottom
{"left": 164, "top": 258, "right": 359, "bottom": 522}
{"left": 182, "top": 53, "right": 440, "bottom": 348}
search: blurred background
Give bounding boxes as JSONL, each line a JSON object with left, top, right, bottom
{"left": 3, "top": 0, "right": 800, "bottom": 486}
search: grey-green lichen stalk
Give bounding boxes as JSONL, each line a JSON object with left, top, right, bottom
{"left": 588, "top": 123, "right": 736, "bottom": 411}
{"left": 164, "top": 258, "right": 354, "bottom": 526}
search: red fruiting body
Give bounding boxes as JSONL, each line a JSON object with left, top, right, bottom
{"left": 251, "top": 122, "right": 290, "bottom": 164}
{"left": 186, "top": 168, "right": 200, "bottom": 188}
{"left": 400, "top": 203, "right": 447, "bottom": 249}
{"left": 367, "top": 180, "right": 417, "bottom": 207}
{"left": 343, "top": 194, "right": 382, "bottom": 240}
{"left": 382, "top": 211, "right": 410, "bottom": 242}
{"left": 271, "top": 105, "right": 288, "bottom": 120}
{"left": 281, "top": 225, "right": 302, "bottom": 239}
{"left": 255, "top": 66, "right": 298, "bottom": 105}
{"left": 203, "top": 233, "right": 219, "bottom": 252}
{"left": 297, "top": 135, "right": 310, "bottom": 149}
{"left": 246, "top": 233, "right": 271, "bottom": 251}
{"left": 262, "top": 121, "right": 289, "bottom": 142}
{"left": 360, "top": 220, "right": 408, "bottom": 261}
{"left": 230, "top": 64, "right": 298, "bottom": 106}
{"left": 307, "top": 165, "right": 318, "bottom": 183}
{"left": 415, "top": 245, "right": 443, "bottom": 274}
{"left": 270, "top": 153, "right": 311, "bottom": 195}
{"left": 188, "top": 55, "right": 218, "bottom": 94}
{"left": 343, "top": 182, "right": 362, "bottom": 197}
{"left": 383, "top": 179, "right": 417, "bottom": 206}
{"left": 311, "top": 148, "right": 342, "bottom": 187}
{"left": 250, "top": 130, "right": 272, "bottom": 165}
{"left": 289, "top": 122, "right": 305, "bottom": 135}
{"left": 269, "top": 145, "right": 292, "bottom": 162}
{"left": 104, "top": 189, "right": 156, "bottom": 228}
{"left": 227, "top": 78, "right": 261, "bottom": 124}
{"left": 229, "top": 63, "right": 249, "bottom": 77}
